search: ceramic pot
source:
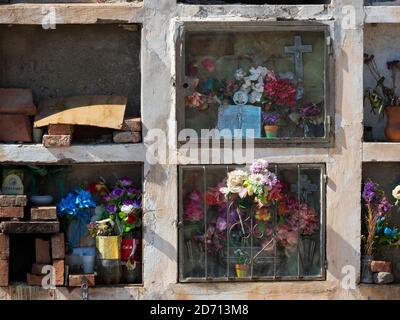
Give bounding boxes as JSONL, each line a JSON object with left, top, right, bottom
{"left": 385, "top": 107, "right": 400, "bottom": 142}
{"left": 361, "top": 255, "right": 374, "bottom": 284}
{"left": 235, "top": 264, "right": 249, "bottom": 278}
{"left": 264, "top": 125, "right": 278, "bottom": 138}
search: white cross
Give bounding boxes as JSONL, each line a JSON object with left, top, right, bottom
{"left": 284, "top": 35, "right": 313, "bottom": 82}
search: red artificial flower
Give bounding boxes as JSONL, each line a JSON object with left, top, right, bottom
{"left": 127, "top": 213, "right": 137, "bottom": 225}
{"left": 87, "top": 181, "right": 108, "bottom": 196}
{"left": 185, "top": 92, "right": 208, "bottom": 110}
{"left": 264, "top": 77, "right": 297, "bottom": 107}
{"left": 201, "top": 58, "right": 216, "bottom": 72}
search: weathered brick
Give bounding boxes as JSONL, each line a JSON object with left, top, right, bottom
{"left": 371, "top": 260, "right": 392, "bottom": 273}
{"left": 42, "top": 134, "right": 71, "bottom": 147}
{"left": 48, "top": 124, "right": 74, "bottom": 135}
{"left": 0, "top": 88, "right": 36, "bottom": 115}
{"left": 35, "top": 238, "right": 51, "bottom": 264}
{"left": 31, "top": 207, "right": 57, "bottom": 221}
{"left": 0, "top": 195, "right": 27, "bottom": 207}
{"left": 122, "top": 118, "right": 141, "bottom": 132}
{"left": 113, "top": 131, "right": 141, "bottom": 144}
{"left": 51, "top": 233, "right": 65, "bottom": 260}
{"left": 0, "top": 207, "right": 24, "bottom": 219}
{"left": 68, "top": 274, "right": 95, "bottom": 287}
{"left": 373, "top": 272, "right": 394, "bottom": 284}
{"left": 53, "top": 260, "right": 65, "bottom": 286}
{"left": 31, "top": 263, "right": 47, "bottom": 275}
{"left": 0, "top": 115, "right": 32, "bottom": 143}
{"left": 0, "top": 260, "right": 8, "bottom": 287}
{"left": 26, "top": 273, "right": 45, "bottom": 286}
{"left": 0, "top": 234, "right": 9, "bottom": 260}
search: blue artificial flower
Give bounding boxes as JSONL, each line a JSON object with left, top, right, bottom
{"left": 57, "top": 188, "right": 96, "bottom": 218}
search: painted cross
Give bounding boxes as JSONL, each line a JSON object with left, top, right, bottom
{"left": 284, "top": 35, "right": 313, "bottom": 82}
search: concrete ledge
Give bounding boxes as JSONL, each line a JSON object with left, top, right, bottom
{"left": 365, "top": 6, "right": 400, "bottom": 24}
{"left": 363, "top": 142, "right": 400, "bottom": 162}
{"left": 0, "top": 3, "right": 144, "bottom": 25}
{"left": 0, "top": 143, "right": 145, "bottom": 164}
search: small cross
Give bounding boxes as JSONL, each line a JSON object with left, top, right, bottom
{"left": 284, "top": 35, "right": 313, "bottom": 82}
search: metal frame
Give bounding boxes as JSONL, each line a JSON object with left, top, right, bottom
{"left": 178, "top": 163, "right": 327, "bottom": 283}
{"left": 175, "top": 20, "right": 335, "bottom": 148}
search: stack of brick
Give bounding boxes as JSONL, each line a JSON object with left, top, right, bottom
{"left": 113, "top": 117, "right": 142, "bottom": 144}
{"left": 0, "top": 233, "right": 9, "bottom": 286}
{"left": 26, "top": 234, "right": 65, "bottom": 286}
{"left": 0, "top": 88, "right": 36, "bottom": 143}
{"left": 371, "top": 260, "right": 395, "bottom": 284}
{"left": 42, "top": 124, "right": 74, "bottom": 148}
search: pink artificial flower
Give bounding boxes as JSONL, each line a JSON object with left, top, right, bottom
{"left": 185, "top": 92, "right": 208, "bottom": 111}
{"left": 184, "top": 190, "right": 204, "bottom": 222}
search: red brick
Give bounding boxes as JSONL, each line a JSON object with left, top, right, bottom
{"left": 0, "top": 115, "right": 32, "bottom": 143}
{"left": 0, "top": 195, "right": 27, "bottom": 207}
{"left": 0, "top": 88, "right": 37, "bottom": 115}
{"left": 0, "top": 234, "right": 9, "bottom": 260}
{"left": 42, "top": 134, "right": 71, "bottom": 147}
{"left": 35, "top": 238, "right": 51, "bottom": 264}
{"left": 0, "top": 207, "right": 24, "bottom": 219}
{"left": 31, "top": 207, "right": 57, "bottom": 221}
{"left": 31, "top": 263, "right": 47, "bottom": 275}
{"left": 51, "top": 233, "right": 65, "bottom": 260}
{"left": 0, "top": 260, "right": 8, "bottom": 286}
{"left": 113, "top": 131, "right": 141, "bottom": 143}
{"left": 122, "top": 118, "right": 141, "bottom": 132}
{"left": 53, "top": 260, "right": 64, "bottom": 286}
{"left": 26, "top": 273, "right": 45, "bottom": 286}
{"left": 371, "top": 260, "right": 392, "bottom": 273}
{"left": 68, "top": 274, "right": 95, "bottom": 287}
{"left": 48, "top": 124, "right": 74, "bottom": 135}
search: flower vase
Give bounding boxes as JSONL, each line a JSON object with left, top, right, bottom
{"left": 95, "top": 235, "right": 121, "bottom": 285}
{"left": 235, "top": 264, "right": 249, "bottom": 278}
{"left": 384, "top": 106, "right": 400, "bottom": 142}
{"left": 298, "top": 237, "right": 316, "bottom": 275}
{"left": 361, "top": 255, "right": 374, "bottom": 284}
{"left": 264, "top": 125, "right": 278, "bottom": 138}
{"left": 121, "top": 235, "right": 142, "bottom": 284}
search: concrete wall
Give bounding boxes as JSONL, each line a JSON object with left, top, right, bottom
{"left": 1, "top": 0, "right": 400, "bottom": 300}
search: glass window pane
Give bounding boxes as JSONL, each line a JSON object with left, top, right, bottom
{"left": 182, "top": 28, "right": 328, "bottom": 142}
{"left": 179, "top": 164, "right": 324, "bottom": 281}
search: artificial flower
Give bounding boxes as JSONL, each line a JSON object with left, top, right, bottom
{"left": 264, "top": 77, "right": 297, "bottom": 107}
{"left": 221, "top": 169, "right": 248, "bottom": 195}
{"left": 184, "top": 189, "right": 204, "bottom": 222}
{"left": 392, "top": 185, "right": 400, "bottom": 204}
{"left": 118, "top": 177, "right": 134, "bottom": 187}
{"left": 255, "top": 207, "right": 271, "bottom": 222}
{"left": 201, "top": 57, "right": 216, "bottom": 72}
{"left": 234, "top": 68, "right": 246, "bottom": 81}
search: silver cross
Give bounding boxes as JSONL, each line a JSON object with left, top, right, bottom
{"left": 284, "top": 35, "right": 313, "bottom": 82}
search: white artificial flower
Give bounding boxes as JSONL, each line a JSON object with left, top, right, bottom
{"left": 248, "top": 173, "right": 265, "bottom": 187}
{"left": 256, "top": 66, "right": 269, "bottom": 78}
{"left": 252, "top": 82, "right": 264, "bottom": 93}
{"left": 226, "top": 169, "right": 248, "bottom": 194}
{"left": 243, "top": 77, "right": 252, "bottom": 87}
{"left": 121, "top": 204, "right": 134, "bottom": 214}
{"left": 248, "top": 67, "right": 261, "bottom": 81}
{"left": 393, "top": 186, "right": 400, "bottom": 200}
{"left": 249, "top": 91, "right": 263, "bottom": 104}
{"left": 235, "top": 68, "right": 246, "bottom": 81}
{"left": 240, "top": 84, "right": 251, "bottom": 94}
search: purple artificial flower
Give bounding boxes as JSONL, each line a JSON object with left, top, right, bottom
{"left": 111, "top": 188, "right": 125, "bottom": 199}
{"left": 263, "top": 112, "right": 280, "bottom": 125}
{"left": 118, "top": 177, "right": 134, "bottom": 187}
{"left": 127, "top": 187, "right": 140, "bottom": 196}
{"left": 102, "top": 194, "right": 112, "bottom": 202}
{"left": 300, "top": 104, "right": 322, "bottom": 118}
{"left": 250, "top": 159, "right": 269, "bottom": 175}
{"left": 378, "top": 197, "right": 393, "bottom": 216}
{"left": 106, "top": 204, "right": 117, "bottom": 214}
{"left": 216, "top": 216, "right": 227, "bottom": 232}
{"left": 123, "top": 199, "right": 135, "bottom": 206}
{"left": 133, "top": 199, "right": 141, "bottom": 209}
{"left": 362, "top": 181, "right": 376, "bottom": 204}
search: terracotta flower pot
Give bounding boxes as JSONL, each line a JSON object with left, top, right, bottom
{"left": 235, "top": 264, "right": 249, "bottom": 278}
{"left": 264, "top": 125, "right": 278, "bottom": 138}
{"left": 385, "top": 106, "right": 400, "bottom": 142}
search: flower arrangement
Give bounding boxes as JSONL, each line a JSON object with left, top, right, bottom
{"left": 86, "top": 177, "right": 142, "bottom": 237}
{"left": 362, "top": 180, "right": 398, "bottom": 256}
{"left": 364, "top": 54, "right": 400, "bottom": 118}
{"left": 263, "top": 112, "right": 280, "bottom": 126}
{"left": 57, "top": 188, "right": 96, "bottom": 219}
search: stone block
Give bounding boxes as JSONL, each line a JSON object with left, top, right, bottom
{"left": 113, "top": 131, "right": 141, "bottom": 143}
{"left": 373, "top": 272, "right": 394, "bottom": 284}
{"left": 0, "top": 115, "right": 32, "bottom": 143}
{"left": 0, "top": 195, "right": 27, "bottom": 207}
{"left": 53, "top": 260, "right": 64, "bottom": 286}
{"left": 371, "top": 260, "right": 392, "bottom": 273}
{"left": 51, "top": 233, "right": 65, "bottom": 260}
{"left": 0, "top": 234, "right": 9, "bottom": 260}
{"left": 42, "top": 134, "right": 71, "bottom": 147}
{"left": 122, "top": 117, "right": 141, "bottom": 132}
{"left": 0, "top": 88, "right": 37, "bottom": 115}
{"left": 31, "top": 207, "right": 57, "bottom": 221}
{"left": 0, "top": 207, "right": 24, "bottom": 219}
{"left": 48, "top": 124, "right": 74, "bottom": 135}
{"left": 0, "top": 260, "right": 8, "bottom": 287}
